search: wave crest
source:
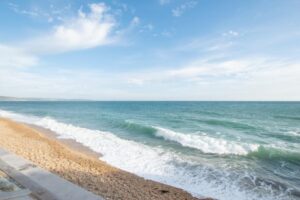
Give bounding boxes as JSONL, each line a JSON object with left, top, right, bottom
{"left": 248, "top": 146, "right": 300, "bottom": 163}
{"left": 154, "top": 126, "right": 259, "bottom": 155}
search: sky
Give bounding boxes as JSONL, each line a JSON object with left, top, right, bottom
{"left": 0, "top": 0, "right": 300, "bottom": 100}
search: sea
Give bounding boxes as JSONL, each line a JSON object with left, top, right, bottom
{"left": 0, "top": 101, "right": 299, "bottom": 200}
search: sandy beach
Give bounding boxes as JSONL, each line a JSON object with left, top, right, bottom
{"left": 0, "top": 118, "right": 210, "bottom": 200}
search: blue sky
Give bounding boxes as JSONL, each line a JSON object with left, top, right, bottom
{"left": 0, "top": 0, "right": 300, "bottom": 100}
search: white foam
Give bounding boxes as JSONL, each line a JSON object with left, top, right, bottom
{"left": 0, "top": 109, "right": 293, "bottom": 200}
{"left": 154, "top": 126, "right": 259, "bottom": 155}
{"left": 0, "top": 109, "right": 40, "bottom": 124}
{"left": 286, "top": 130, "right": 300, "bottom": 137}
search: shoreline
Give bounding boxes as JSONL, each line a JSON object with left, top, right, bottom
{"left": 28, "top": 124, "right": 102, "bottom": 159}
{"left": 0, "top": 118, "right": 211, "bottom": 200}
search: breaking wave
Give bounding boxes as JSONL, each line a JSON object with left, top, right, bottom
{"left": 154, "top": 126, "right": 259, "bottom": 155}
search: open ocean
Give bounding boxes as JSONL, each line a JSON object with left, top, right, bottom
{"left": 0, "top": 101, "right": 299, "bottom": 200}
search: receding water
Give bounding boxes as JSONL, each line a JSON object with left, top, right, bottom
{"left": 0, "top": 101, "right": 299, "bottom": 200}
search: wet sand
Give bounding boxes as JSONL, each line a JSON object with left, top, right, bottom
{"left": 0, "top": 118, "right": 211, "bottom": 200}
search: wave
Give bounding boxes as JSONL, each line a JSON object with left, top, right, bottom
{"left": 274, "top": 115, "right": 300, "bottom": 121}
{"left": 154, "top": 126, "right": 259, "bottom": 155}
{"left": 120, "top": 120, "right": 157, "bottom": 135}
{"left": 285, "top": 131, "right": 300, "bottom": 137}
{"left": 193, "top": 118, "right": 260, "bottom": 131}
{"left": 193, "top": 110, "right": 223, "bottom": 117}
{"left": 0, "top": 109, "right": 296, "bottom": 200}
{"left": 114, "top": 120, "right": 259, "bottom": 156}
{"left": 248, "top": 146, "right": 300, "bottom": 163}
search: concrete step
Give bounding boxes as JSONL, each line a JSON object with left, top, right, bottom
{"left": 0, "top": 149, "right": 104, "bottom": 200}
{"left": 0, "top": 189, "right": 32, "bottom": 200}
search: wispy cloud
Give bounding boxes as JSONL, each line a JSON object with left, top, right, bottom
{"left": 167, "top": 58, "right": 264, "bottom": 78}
{"left": 120, "top": 56, "right": 299, "bottom": 100}
{"left": 26, "top": 3, "right": 117, "bottom": 53}
{"left": 154, "top": 33, "right": 237, "bottom": 61}
{"left": 8, "top": 3, "right": 39, "bottom": 17}
{"left": 130, "top": 16, "right": 140, "bottom": 26}
{"left": 3, "top": 1, "right": 141, "bottom": 65}
{"left": 159, "top": 0, "right": 171, "bottom": 5}
{"left": 1, "top": 56, "right": 299, "bottom": 100}
{"left": 8, "top": 2, "right": 71, "bottom": 23}
{"left": 175, "top": 38, "right": 234, "bottom": 53}
{"left": 172, "top": 1, "right": 197, "bottom": 17}
{"left": 0, "top": 44, "right": 38, "bottom": 68}
{"left": 126, "top": 56, "right": 300, "bottom": 86}
{"left": 223, "top": 30, "right": 239, "bottom": 37}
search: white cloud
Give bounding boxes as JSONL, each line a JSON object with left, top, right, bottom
{"left": 130, "top": 16, "right": 140, "bottom": 26}
{"left": 126, "top": 57, "right": 298, "bottom": 84}
{"left": 168, "top": 59, "right": 257, "bottom": 78}
{"left": 28, "top": 3, "right": 117, "bottom": 53}
{"left": 8, "top": 2, "right": 71, "bottom": 23}
{"left": 8, "top": 3, "right": 39, "bottom": 17}
{"left": 0, "top": 44, "right": 38, "bottom": 68}
{"left": 125, "top": 57, "right": 300, "bottom": 100}
{"left": 138, "top": 24, "right": 154, "bottom": 33}
{"left": 0, "top": 68, "right": 123, "bottom": 100}
{"left": 223, "top": 30, "right": 239, "bottom": 37}
{"left": 206, "top": 42, "right": 233, "bottom": 51}
{"left": 172, "top": 1, "right": 197, "bottom": 17}
{"left": 145, "top": 24, "right": 154, "bottom": 31}
{"left": 159, "top": 0, "right": 171, "bottom": 5}
{"left": 127, "top": 78, "right": 144, "bottom": 85}
{"left": 1, "top": 55, "right": 299, "bottom": 100}
{"left": 161, "top": 30, "right": 172, "bottom": 37}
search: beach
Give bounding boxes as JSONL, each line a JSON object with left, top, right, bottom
{"left": 0, "top": 118, "right": 208, "bottom": 200}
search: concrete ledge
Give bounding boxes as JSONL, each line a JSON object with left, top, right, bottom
{"left": 0, "top": 189, "right": 31, "bottom": 200}
{"left": 0, "top": 149, "right": 103, "bottom": 200}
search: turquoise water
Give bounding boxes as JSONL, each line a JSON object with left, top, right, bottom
{"left": 0, "top": 101, "right": 299, "bottom": 200}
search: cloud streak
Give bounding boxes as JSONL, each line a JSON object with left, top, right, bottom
{"left": 8, "top": 2, "right": 71, "bottom": 23}
{"left": 172, "top": 1, "right": 197, "bottom": 17}
{"left": 0, "top": 44, "right": 38, "bottom": 68}
{"left": 126, "top": 57, "right": 299, "bottom": 84}
{"left": 159, "top": 0, "right": 171, "bottom": 5}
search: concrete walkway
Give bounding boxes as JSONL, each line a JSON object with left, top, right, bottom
{"left": 0, "top": 148, "right": 104, "bottom": 200}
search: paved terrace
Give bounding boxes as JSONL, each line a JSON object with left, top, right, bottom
{"left": 0, "top": 148, "right": 104, "bottom": 200}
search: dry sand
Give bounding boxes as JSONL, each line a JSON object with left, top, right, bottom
{"left": 0, "top": 118, "right": 211, "bottom": 200}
